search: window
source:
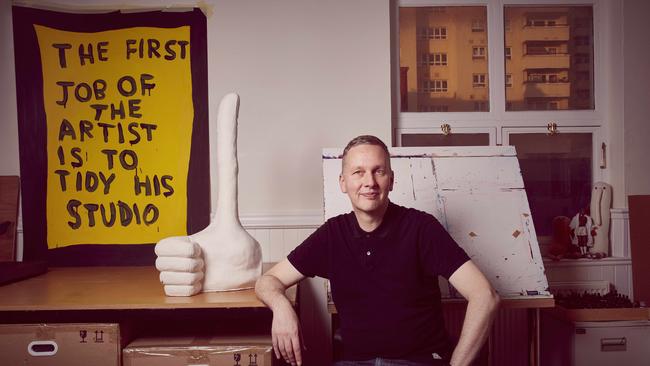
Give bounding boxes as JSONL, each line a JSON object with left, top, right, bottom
{"left": 473, "top": 101, "right": 488, "bottom": 111}
{"left": 399, "top": 6, "right": 488, "bottom": 112}
{"left": 505, "top": 6, "right": 594, "bottom": 111}
{"left": 424, "top": 105, "right": 449, "bottom": 112}
{"left": 417, "top": 26, "right": 448, "bottom": 40}
{"left": 397, "top": 3, "right": 602, "bottom": 238}
{"left": 526, "top": 17, "right": 562, "bottom": 27}
{"left": 422, "top": 79, "right": 448, "bottom": 93}
{"left": 433, "top": 53, "right": 447, "bottom": 65}
{"left": 419, "top": 53, "right": 448, "bottom": 66}
{"left": 472, "top": 19, "right": 485, "bottom": 32}
{"left": 472, "top": 46, "right": 486, "bottom": 59}
{"left": 473, "top": 73, "right": 487, "bottom": 87}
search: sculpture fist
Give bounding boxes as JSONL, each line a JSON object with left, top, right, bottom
{"left": 155, "top": 93, "right": 262, "bottom": 296}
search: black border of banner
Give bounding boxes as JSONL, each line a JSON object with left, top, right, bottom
{"left": 12, "top": 6, "right": 210, "bottom": 265}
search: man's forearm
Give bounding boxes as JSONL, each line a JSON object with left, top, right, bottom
{"left": 450, "top": 291, "right": 500, "bottom": 366}
{"left": 255, "top": 274, "right": 293, "bottom": 311}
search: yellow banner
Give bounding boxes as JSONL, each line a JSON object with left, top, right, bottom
{"left": 36, "top": 25, "right": 193, "bottom": 248}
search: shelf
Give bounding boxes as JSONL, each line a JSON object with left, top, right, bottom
{"left": 546, "top": 306, "right": 650, "bottom": 322}
{"left": 543, "top": 257, "right": 632, "bottom": 267}
{"left": 0, "top": 265, "right": 296, "bottom": 312}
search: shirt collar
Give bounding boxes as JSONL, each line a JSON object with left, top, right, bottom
{"left": 347, "top": 201, "right": 396, "bottom": 239}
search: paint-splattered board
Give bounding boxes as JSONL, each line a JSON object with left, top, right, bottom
{"left": 323, "top": 146, "right": 550, "bottom": 299}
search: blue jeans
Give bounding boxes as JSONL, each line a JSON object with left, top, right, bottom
{"left": 333, "top": 358, "right": 449, "bottom": 366}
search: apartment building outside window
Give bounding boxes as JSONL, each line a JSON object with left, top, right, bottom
{"left": 473, "top": 74, "right": 487, "bottom": 87}
{"left": 472, "top": 46, "right": 486, "bottom": 59}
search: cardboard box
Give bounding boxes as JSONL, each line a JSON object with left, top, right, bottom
{"left": 123, "top": 334, "right": 276, "bottom": 366}
{"left": 0, "top": 323, "right": 121, "bottom": 366}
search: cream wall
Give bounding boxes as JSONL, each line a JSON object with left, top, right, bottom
{"left": 0, "top": 0, "right": 392, "bottom": 221}
{"left": 623, "top": 0, "right": 650, "bottom": 197}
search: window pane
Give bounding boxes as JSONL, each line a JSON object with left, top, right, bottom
{"left": 509, "top": 133, "right": 592, "bottom": 237}
{"left": 399, "top": 6, "right": 489, "bottom": 112}
{"left": 504, "top": 6, "right": 594, "bottom": 111}
{"left": 402, "top": 133, "right": 490, "bottom": 146}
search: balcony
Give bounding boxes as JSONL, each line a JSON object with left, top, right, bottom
{"left": 521, "top": 25, "right": 570, "bottom": 41}
{"left": 522, "top": 53, "right": 570, "bottom": 69}
{"left": 524, "top": 82, "right": 571, "bottom": 98}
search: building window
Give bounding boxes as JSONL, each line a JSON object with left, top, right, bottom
{"left": 471, "top": 19, "right": 485, "bottom": 32}
{"left": 526, "top": 17, "right": 562, "bottom": 27}
{"left": 474, "top": 101, "right": 488, "bottom": 111}
{"left": 433, "top": 53, "right": 447, "bottom": 65}
{"left": 505, "top": 74, "right": 512, "bottom": 87}
{"left": 417, "top": 26, "right": 448, "bottom": 40}
{"left": 505, "top": 47, "right": 512, "bottom": 60}
{"left": 420, "top": 53, "right": 448, "bottom": 66}
{"left": 473, "top": 73, "right": 487, "bottom": 87}
{"left": 472, "top": 46, "right": 486, "bottom": 59}
{"left": 425, "top": 105, "right": 449, "bottom": 112}
{"left": 422, "top": 80, "right": 448, "bottom": 93}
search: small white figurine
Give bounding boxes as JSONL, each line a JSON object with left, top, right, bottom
{"left": 589, "top": 182, "right": 612, "bottom": 256}
{"left": 154, "top": 93, "right": 263, "bottom": 296}
{"left": 569, "top": 208, "right": 595, "bottom": 257}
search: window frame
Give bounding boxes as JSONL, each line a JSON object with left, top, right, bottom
{"left": 394, "top": 0, "right": 606, "bottom": 129}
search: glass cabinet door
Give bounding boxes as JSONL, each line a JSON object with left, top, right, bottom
{"left": 503, "top": 127, "right": 601, "bottom": 243}
{"left": 397, "top": 127, "right": 495, "bottom": 146}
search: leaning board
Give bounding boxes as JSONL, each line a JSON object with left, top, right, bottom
{"left": 323, "top": 146, "right": 550, "bottom": 298}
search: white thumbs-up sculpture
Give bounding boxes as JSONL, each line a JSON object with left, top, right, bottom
{"left": 154, "top": 93, "right": 263, "bottom": 296}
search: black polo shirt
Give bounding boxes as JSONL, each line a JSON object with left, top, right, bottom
{"left": 287, "top": 201, "right": 470, "bottom": 363}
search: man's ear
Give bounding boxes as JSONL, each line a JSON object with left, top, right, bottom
{"left": 339, "top": 173, "right": 348, "bottom": 194}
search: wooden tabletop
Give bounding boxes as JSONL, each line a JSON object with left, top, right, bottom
{"left": 0, "top": 265, "right": 295, "bottom": 312}
{"left": 327, "top": 296, "right": 555, "bottom": 314}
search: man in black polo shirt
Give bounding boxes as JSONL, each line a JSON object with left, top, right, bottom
{"left": 255, "top": 135, "right": 500, "bottom": 366}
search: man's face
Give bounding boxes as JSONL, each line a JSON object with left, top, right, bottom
{"left": 339, "top": 144, "right": 394, "bottom": 217}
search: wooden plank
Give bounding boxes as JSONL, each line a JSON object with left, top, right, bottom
{"left": 547, "top": 306, "right": 650, "bottom": 322}
{"left": 628, "top": 195, "right": 650, "bottom": 304}
{"left": 0, "top": 265, "right": 295, "bottom": 311}
{"left": 0, "top": 176, "right": 19, "bottom": 261}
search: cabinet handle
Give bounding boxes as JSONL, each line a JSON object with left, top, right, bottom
{"left": 28, "top": 340, "right": 58, "bottom": 356}
{"left": 441, "top": 123, "right": 451, "bottom": 136}
{"left": 547, "top": 122, "right": 558, "bottom": 135}
{"left": 600, "top": 142, "right": 607, "bottom": 169}
{"left": 600, "top": 337, "right": 626, "bottom": 352}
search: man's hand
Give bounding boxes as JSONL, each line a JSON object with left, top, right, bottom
{"left": 271, "top": 300, "right": 303, "bottom": 365}
{"left": 255, "top": 260, "right": 306, "bottom": 366}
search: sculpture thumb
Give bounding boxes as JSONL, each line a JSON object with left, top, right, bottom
{"left": 193, "top": 92, "right": 262, "bottom": 292}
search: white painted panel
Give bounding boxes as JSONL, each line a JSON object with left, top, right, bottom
{"left": 441, "top": 190, "right": 547, "bottom": 297}
{"left": 323, "top": 145, "right": 517, "bottom": 159}
{"left": 433, "top": 156, "right": 524, "bottom": 190}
